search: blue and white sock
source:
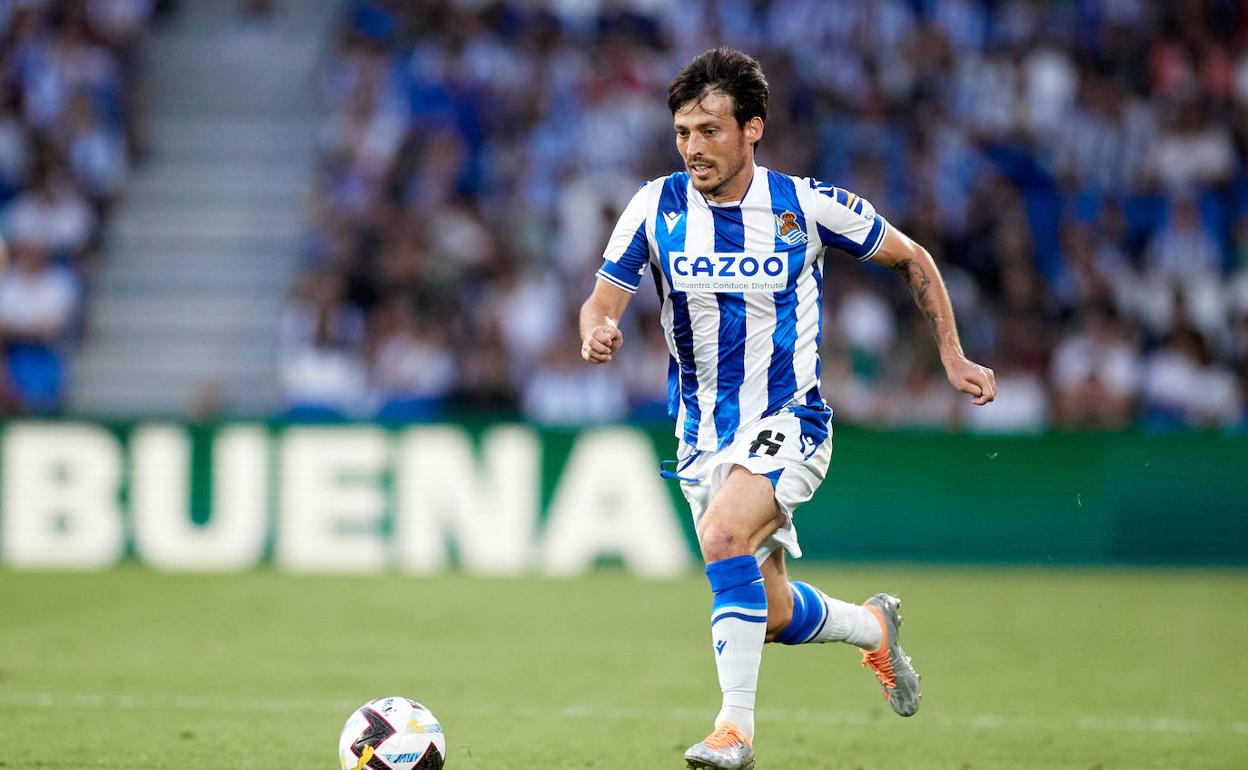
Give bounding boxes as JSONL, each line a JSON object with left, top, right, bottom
{"left": 774, "top": 581, "right": 882, "bottom": 650}
{"left": 705, "top": 555, "right": 768, "bottom": 740}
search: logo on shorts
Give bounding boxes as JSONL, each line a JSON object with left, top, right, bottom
{"left": 800, "top": 432, "right": 819, "bottom": 459}
{"left": 715, "top": 640, "right": 727, "bottom": 655}
{"left": 774, "top": 211, "right": 808, "bottom": 245}
{"left": 749, "top": 430, "right": 785, "bottom": 457}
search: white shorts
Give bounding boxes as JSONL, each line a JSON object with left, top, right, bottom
{"left": 670, "top": 402, "right": 833, "bottom": 564}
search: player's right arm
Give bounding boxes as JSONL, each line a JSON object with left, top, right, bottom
{"left": 579, "top": 280, "right": 630, "bottom": 363}
{"left": 580, "top": 181, "right": 655, "bottom": 364}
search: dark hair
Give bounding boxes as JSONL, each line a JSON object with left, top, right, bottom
{"left": 667, "top": 48, "right": 768, "bottom": 128}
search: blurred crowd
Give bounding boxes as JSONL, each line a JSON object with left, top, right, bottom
{"left": 2, "top": 0, "right": 1246, "bottom": 433}
{"left": 0, "top": 0, "right": 162, "bottom": 413}
{"left": 282, "top": 0, "right": 1248, "bottom": 432}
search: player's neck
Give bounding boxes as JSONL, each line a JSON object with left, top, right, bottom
{"left": 702, "top": 161, "right": 757, "bottom": 205}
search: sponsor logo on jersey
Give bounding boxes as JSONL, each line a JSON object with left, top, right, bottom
{"left": 669, "top": 252, "right": 787, "bottom": 293}
{"left": 774, "top": 211, "right": 808, "bottom": 245}
{"left": 662, "top": 210, "right": 685, "bottom": 234}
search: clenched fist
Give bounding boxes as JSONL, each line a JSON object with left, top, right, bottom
{"left": 581, "top": 317, "right": 623, "bottom": 363}
{"left": 944, "top": 354, "right": 996, "bottom": 405}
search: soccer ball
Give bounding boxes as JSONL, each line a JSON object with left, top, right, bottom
{"left": 339, "top": 697, "right": 446, "bottom": 770}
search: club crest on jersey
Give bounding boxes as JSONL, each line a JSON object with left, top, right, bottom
{"left": 774, "top": 211, "right": 808, "bottom": 245}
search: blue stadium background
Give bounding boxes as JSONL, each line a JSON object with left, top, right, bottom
{"left": 1, "top": 0, "right": 1246, "bottom": 431}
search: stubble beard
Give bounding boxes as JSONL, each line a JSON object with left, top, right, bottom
{"left": 690, "top": 149, "right": 748, "bottom": 200}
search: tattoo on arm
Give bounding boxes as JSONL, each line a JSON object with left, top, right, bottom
{"left": 893, "top": 258, "right": 938, "bottom": 335}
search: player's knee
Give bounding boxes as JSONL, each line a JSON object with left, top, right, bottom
{"left": 698, "top": 521, "right": 751, "bottom": 562}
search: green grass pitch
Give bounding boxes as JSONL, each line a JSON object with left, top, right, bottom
{"left": 1, "top": 565, "right": 1245, "bottom": 769}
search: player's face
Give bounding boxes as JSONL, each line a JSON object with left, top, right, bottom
{"left": 674, "top": 91, "right": 762, "bottom": 202}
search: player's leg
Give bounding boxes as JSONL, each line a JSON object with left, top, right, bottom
{"left": 765, "top": 558, "right": 921, "bottom": 717}
{"left": 759, "top": 549, "right": 793, "bottom": 640}
{"left": 684, "top": 464, "right": 780, "bottom": 769}
{"left": 767, "top": 572, "right": 882, "bottom": 649}
{"left": 689, "top": 404, "right": 921, "bottom": 719}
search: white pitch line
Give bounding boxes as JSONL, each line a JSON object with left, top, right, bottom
{"left": 1, "top": 692, "right": 1245, "bottom": 737}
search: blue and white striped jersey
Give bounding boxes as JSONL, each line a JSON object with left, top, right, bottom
{"left": 597, "top": 164, "right": 888, "bottom": 451}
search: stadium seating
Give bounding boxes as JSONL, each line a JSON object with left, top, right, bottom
{"left": 283, "top": 0, "right": 1248, "bottom": 431}
{"left": 0, "top": 0, "right": 159, "bottom": 414}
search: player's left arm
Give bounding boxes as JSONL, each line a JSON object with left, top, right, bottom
{"left": 870, "top": 226, "right": 996, "bottom": 405}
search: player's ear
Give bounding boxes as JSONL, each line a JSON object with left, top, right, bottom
{"left": 745, "top": 117, "right": 764, "bottom": 145}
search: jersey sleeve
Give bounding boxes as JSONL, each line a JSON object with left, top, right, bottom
{"left": 804, "top": 179, "right": 889, "bottom": 261}
{"left": 596, "top": 183, "right": 652, "bottom": 294}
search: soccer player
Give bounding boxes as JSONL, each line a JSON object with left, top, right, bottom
{"left": 579, "top": 48, "right": 995, "bottom": 769}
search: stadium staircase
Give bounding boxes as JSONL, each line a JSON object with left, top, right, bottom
{"left": 69, "top": 0, "right": 337, "bottom": 417}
